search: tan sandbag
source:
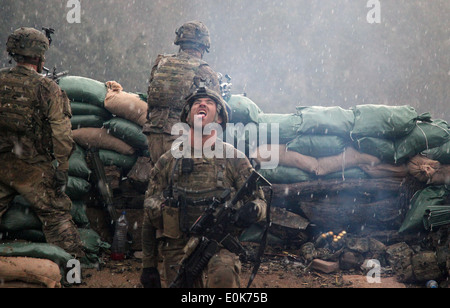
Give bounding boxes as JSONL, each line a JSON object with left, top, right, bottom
{"left": 317, "top": 147, "right": 380, "bottom": 176}
{"left": 104, "top": 83, "right": 147, "bottom": 126}
{"left": 407, "top": 155, "right": 441, "bottom": 182}
{"left": 73, "top": 127, "right": 135, "bottom": 156}
{"left": 360, "top": 163, "right": 408, "bottom": 178}
{"left": 0, "top": 257, "right": 62, "bottom": 288}
{"left": 253, "top": 144, "right": 319, "bottom": 174}
{"left": 430, "top": 165, "right": 450, "bottom": 185}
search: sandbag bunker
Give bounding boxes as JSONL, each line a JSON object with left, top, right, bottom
{"left": 1, "top": 75, "right": 449, "bottom": 287}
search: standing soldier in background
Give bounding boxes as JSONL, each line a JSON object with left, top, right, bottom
{"left": 0, "top": 27, "right": 84, "bottom": 257}
{"left": 143, "top": 20, "right": 221, "bottom": 165}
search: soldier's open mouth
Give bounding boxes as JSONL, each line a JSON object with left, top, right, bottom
{"left": 198, "top": 110, "right": 207, "bottom": 118}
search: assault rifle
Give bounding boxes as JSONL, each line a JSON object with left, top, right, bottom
{"left": 42, "top": 66, "right": 69, "bottom": 81}
{"left": 41, "top": 27, "right": 69, "bottom": 81}
{"left": 169, "top": 170, "right": 272, "bottom": 288}
{"left": 86, "top": 148, "right": 119, "bottom": 232}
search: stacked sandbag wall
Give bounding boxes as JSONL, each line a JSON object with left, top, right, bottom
{"left": 227, "top": 97, "right": 450, "bottom": 236}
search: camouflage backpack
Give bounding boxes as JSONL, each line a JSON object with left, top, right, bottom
{"left": 0, "top": 67, "right": 52, "bottom": 155}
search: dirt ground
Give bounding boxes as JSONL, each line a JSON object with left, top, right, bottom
{"left": 73, "top": 249, "right": 410, "bottom": 289}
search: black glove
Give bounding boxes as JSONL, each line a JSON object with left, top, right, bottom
{"left": 55, "top": 170, "right": 68, "bottom": 195}
{"left": 140, "top": 267, "right": 161, "bottom": 288}
{"left": 235, "top": 201, "right": 259, "bottom": 228}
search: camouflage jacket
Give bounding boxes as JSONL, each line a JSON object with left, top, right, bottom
{"left": 143, "top": 141, "right": 267, "bottom": 265}
{"left": 143, "top": 50, "right": 220, "bottom": 135}
{"left": 0, "top": 65, "right": 74, "bottom": 171}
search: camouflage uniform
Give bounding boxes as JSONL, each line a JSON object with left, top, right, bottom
{"left": 142, "top": 88, "right": 267, "bottom": 288}
{"left": 143, "top": 21, "right": 220, "bottom": 165}
{"left": 0, "top": 28, "right": 84, "bottom": 257}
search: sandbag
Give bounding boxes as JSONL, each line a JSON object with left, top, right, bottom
{"left": 70, "top": 102, "right": 112, "bottom": 119}
{"left": 423, "top": 140, "right": 450, "bottom": 164}
{"left": 0, "top": 197, "right": 90, "bottom": 232}
{"left": 66, "top": 176, "right": 91, "bottom": 200}
{"left": 360, "top": 163, "right": 408, "bottom": 178}
{"left": 104, "top": 82, "right": 147, "bottom": 126}
{"left": 0, "top": 257, "right": 62, "bottom": 288}
{"left": 0, "top": 242, "right": 73, "bottom": 269}
{"left": 257, "top": 113, "right": 303, "bottom": 143}
{"left": 103, "top": 117, "right": 148, "bottom": 149}
{"left": 99, "top": 149, "right": 137, "bottom": 171}
{"left": 78, "top": 228, "right": 110, "bottom": 268}
{"left": 396, "top": 119, "right": 450, "bottom": 161}
{"left": 254, "top": 144, "right": 319, "bottom": 174}
{"left": 73, "top": 128, "right": 135, "bottom": 156}
{"left": 71, "top": 115, "right": 105, "bottom": 129}
{"left": 430, "top": 165, "right": 450, "bottom": 185}
{"left": 399, "top": 186, "right": 450, "bottom": 233}
{"left": 296, "top": 106, "right": 355, "bottom": 137}
{"left": 286, "top": 135, "right": 348, "bottom": 158}
{"left": 69, "top": 145, "right": 92, "bottom": 180}
{"left": 59, "top": 76, "right": 107, "bottom": 107}
{"left": 351, "top": 105, "right": 422, "bottom": 140}
{"left": 407, "top": 155, "right": 441, "bottom": 183}
{"left": 258, "top": 166, "right": 313, "bottom": 184}
{"left": 316, "top": 147, "right": 380, "bottom": 176}
{"left": 321, "top": 168, "right": 369, "bottom": 180}
{"left": 227, "top": 94, "right": 263, "bottom": 124}
{"left": 353, "top": 137, "right": 397, "bottom": 164}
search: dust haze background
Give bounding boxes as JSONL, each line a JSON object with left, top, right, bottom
{"left": 1, "top": 0, "right": 449, "bottom": 121}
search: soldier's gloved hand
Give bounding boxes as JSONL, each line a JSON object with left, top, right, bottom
{"left": 140, "top": 267, "right": 161, "bottom": 288}
{"left": 55, "top": 170, "right": 68, "bottom": 195}
{"left": 235, "top": 201, "right": 259, "bottom": 228}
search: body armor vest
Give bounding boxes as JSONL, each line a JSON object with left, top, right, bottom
{"left": 147, "top": 53, "right": 209, "bottom": 110}
{"left": 0, "top": 67, "right": 52, "bottom": 155}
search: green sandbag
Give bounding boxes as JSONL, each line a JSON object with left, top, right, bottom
{"left": 399, "top": 186, "right": 450, "bottom": 233}
{"left": 59, "top": 76, "right": 107, "bottom": 107}
{"left": 257, "top": 113, "right": 303, "bottom": 143}
{"left": 103, "top": 117, "right": 148, "bottom": 149}
{"left": 0, "top": 202, "right": 42, "bottom": 232}
{"left": 66, "top": 176, "right": 91, "bottom": 200}
{"left": 286, "top": 135, "right": 348, "bottom": 158}
{"left": 71, "top": 115, "right": 105, "bottom": 129}
{"left": 227, "top": 94, "right": 263, "bottom": 124}
{"left": 296, "top": 106, "right": 355, "bottom": 138}
{"left": 0, "top": 242, "right": 73, "bottom": 269}
{"left": 78, "top": 228, "right": 110, "bottom": 268}
{"left": 351, "top": 105, "right": 424, "bottom": 140}
{"left": 259, "top": 166, "right": 313, "bottom": 184}
{"left": 70, "top": 101, "right": 112, "bottom": 119}
{"left": 423, "top": 140, "right": 450, "bottom": 164}
{"left": 239, "top": 223, "right": 283, "bottom": 245}
{"left": 99, "top": 149, "right": 137, "bottom": 171}
{"left": 396, "top": 119, "right": 450, "bottom": 161}
{"left": 69, "top": 146, "right": 92, "bottom": 180}
{"left": 0, "top": 196, "right": 90, "bottom": 232}
{"left": 353, "top": 137, "right": 397, "bottom": 164}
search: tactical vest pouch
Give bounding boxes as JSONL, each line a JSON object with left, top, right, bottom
{"left": 162, "top": 205, "right": 183, "bottom": 239}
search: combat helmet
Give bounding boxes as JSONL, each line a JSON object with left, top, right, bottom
{"left": 181, "top": 87, "right": 229, "bottom": 130}
{"left": 6, "top": 27, "right": 49, "bottom": 63}
{"left": 174, "top": 21, "right": 211, "bottom": 53}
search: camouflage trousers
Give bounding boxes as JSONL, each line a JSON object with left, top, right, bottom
{"left": 0, "top": 153, "right": 84, "bottom": 257}
{"left": 156, "top": 236, "right": 242, "bottom": 288}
